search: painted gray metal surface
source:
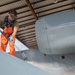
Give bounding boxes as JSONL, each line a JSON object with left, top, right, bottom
{"left": 35, "top": 10, "right": 75, "bottom": 55}
{"left": 0, "top": 51, "right": 50, "bottom": 75}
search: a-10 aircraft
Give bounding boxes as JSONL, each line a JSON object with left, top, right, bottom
{"left": 0, "top": 51, "right": 50, "bottom": 75}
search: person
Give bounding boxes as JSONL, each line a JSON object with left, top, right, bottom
{"left": 0, "top": 9, "right": 19, "bottom": 56}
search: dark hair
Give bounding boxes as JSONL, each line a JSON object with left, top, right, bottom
{"left": 9, "top": 9, "right": 17, "bottom": 16}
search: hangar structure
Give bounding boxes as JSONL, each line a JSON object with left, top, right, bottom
{"left": 0, "top": 0, "right": 75, "bottom": 49}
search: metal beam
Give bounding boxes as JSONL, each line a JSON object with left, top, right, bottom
{"left": 22, "top": 37, "right": 36, "bottom": 41}
{"left": 17, "top": 31, "right": 35, "bottom": 36}
{"left": 24, "top": 41, "right": 37, "bottom": 44}
{"left": 18, "top": 35, "right": 35, "bottom": 39}
{"left": 0, "top": 0, "right": 21, "bottom": 7}
{"left": 18, "top": 34, "right": 36, "bottom": 39}
{"left": 24, "top": 0, "right": 38, "bottom": 20}
{"left": 0, "top": 0, "right": 45, "bottom": 15}
{"left": 17, "top": 32, "right": 35, "bottom": 36}
{"left": 17, "top": 30, "right": 35, "bottom": 36}
{"left": 19, "top": 21, "right": 35, "bottom": 28}
{"left": 37, "top": 2, "right": 75, "bottom": 14}
{"left": 0, "top": 5, "right": 27, "bottom": 14}
{"left": 18, "top": 26, "right": 35, "bottom": 32}
{"left": 28, "top": 45, "right": 38, "bottom": 48}
{"left": 39, "top": 5, "right": 74, "bottom": 18}
{"left": 19, "top": 35, "right": 35, "bottom": 39}
{"left": 26, "top": 42, "right": 37, "bottom": 46}
{"left": 18, "top": 28, "right": 35, "bottom": 33}
{"left": 19, "top": 18, "right": 34, "bottom": 23}
{"left": 18, "top": 25, "right": 35, "bottom": 32}
{"left": 17, "top": 0, "right": 67, "bottom": 19}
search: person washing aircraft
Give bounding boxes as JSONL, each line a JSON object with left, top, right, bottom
{"left": 0, "top": 9, "right": 19, "bottom": 56}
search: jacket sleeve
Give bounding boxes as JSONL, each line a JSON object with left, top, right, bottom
{"left": 11, "top": 21, "right": 19, "bottom": 37}
{"left": 14, "top": 21, "right": 19, "bottom": 27}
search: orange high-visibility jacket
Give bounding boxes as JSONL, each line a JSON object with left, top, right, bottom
{"left": 0, "top": 16, "right": 19, "bottom": 56}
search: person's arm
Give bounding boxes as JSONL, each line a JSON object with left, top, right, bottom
{"left": 11, "top": 22, "right": 19, "bottom": 37}
{"left": 9, "top": 22, "right": 19, "bottom": 41}
{"left": 11, "top": 26, "right": 18, "bottom": 37}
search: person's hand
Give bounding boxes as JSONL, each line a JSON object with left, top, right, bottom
{"left": 9, "top": 36, "right": 14, "bottom": 42}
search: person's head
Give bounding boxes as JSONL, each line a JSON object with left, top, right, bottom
{"left": 8, "top": 9, "right": 17, "bottom": 21}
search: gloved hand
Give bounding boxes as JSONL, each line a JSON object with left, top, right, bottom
{"left": 9, "top": 36, "right": 14, "bottom": 42}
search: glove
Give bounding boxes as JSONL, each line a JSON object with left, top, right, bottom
{"left": 9, "top": 36, "right": 14, "bottom": 42}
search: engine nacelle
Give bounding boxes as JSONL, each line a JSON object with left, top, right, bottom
{"left": 35, "top": 10, "right": 75, "bottom": 55}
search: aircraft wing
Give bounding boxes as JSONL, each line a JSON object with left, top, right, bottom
{"left": 0, "top": 51, "right": 50, "bottom": 75}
